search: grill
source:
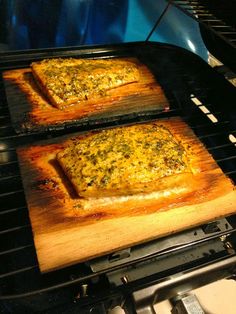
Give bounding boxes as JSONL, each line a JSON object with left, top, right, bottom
{"left": 1, "top": 41, "right": 236, "bottom": 313}
{"left": 171, "top": 0, "right": 236, "bottom": 47}
{"left": 171, "top": 0, "right": 236, "bottom": 72}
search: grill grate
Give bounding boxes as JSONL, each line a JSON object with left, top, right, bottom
{"left": 0, "top": 43, "right": 236, "bottom": 308}
{"left": 170, "top": 0, "right": 236, "bottom": 48}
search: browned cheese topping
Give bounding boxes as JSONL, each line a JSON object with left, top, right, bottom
{"left": 31, "top": 58, "right": 140, "bottom": 108}
{"left": 57, "top": 123, "right": 189, "bottom": 198}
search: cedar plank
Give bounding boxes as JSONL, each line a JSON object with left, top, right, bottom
{"left": 17, "top": 117, "right": 236, "bottom": 272}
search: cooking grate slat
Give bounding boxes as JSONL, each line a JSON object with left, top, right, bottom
{"left": 216, "top": 155, "right": 236, "bottom": 163}
{"left": 0, "top": 174, "right": 21, "bottom": 180}
{"left": 0, "top": 160, "right": 19, "bottom": 171}
{"left": 0, "top": 225, "right": 30, "bottom": 236}
{"left": 208, "top": 143, "right": 236, "bottom": 151}
{"left": 0, "top": 176, "right": 23, "bottom": 194}
{"left": 0, "top": 244, "right": 33, "bottom": 254}
{"left": 0, "top": 266, "right": 38, "bottom": 279}
{"left": 0, "top": 208, "right": 29, "bottom": 232}
{"left": 0, "top": 206, "right": 28, "bottom": 215}
{"left": 0, "top": 228, "right": 33, "bottom": 254}
{"left": 197, "top": 130, "right": 236, "bottom": 140}
{"left": 0, "top": 124, "right": 13, "bottom": 130}
{"left": 0, "top": 189, "right": 24, "bottom": 199}
{"left": 0, "top": 191, "right": 26, "bottom": 211}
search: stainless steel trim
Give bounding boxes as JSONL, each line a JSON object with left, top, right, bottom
{"left": 133, "top": 255, "right": 236, "bottom": 314}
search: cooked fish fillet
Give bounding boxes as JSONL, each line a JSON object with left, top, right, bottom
{"left": 31, "top": 58, "right": 140, "bottom": 109}
{"left": 57, "top": 123, "right": 191, "bottom": 198}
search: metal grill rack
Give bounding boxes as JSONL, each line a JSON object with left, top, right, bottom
{"left": 0, "top": 42, "right": 236, "bottom": 312}
{"left": 170, "top": 0, "right": 236, "bottom": 49}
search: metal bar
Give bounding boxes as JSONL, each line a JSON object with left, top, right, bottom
{"left": 0, "top": 189, "right": 24, "bottom": 198}
{"left": 207, "top": 143, "right": 236, "bottom": 151}
{"left": 0, "top": 244, "right": 33, "bottom": 256}
{"left": 219, "top": 31, "right": 236, "bottom": 35}
{"left": 0, "top": 147, "right": 16, "bottom": 153}
{"left": 0, "top": 224, "right": 30, "bottom": 235}
{"left": 216, "top": 155, "right": 236, "bottom": 163}
{"left": 0, "top": 115, "right": 10, "bottom": 120}
{"left": 198, "top": 130, "right": 236, "bottom": 140}
{"left": 0, "top": 265, "right": 37, "bottom": 279}
{"left": 0, "top": 206, "right": 27, "bottom": 215}
{"left": 201, "top": 19, "right": 222, "bottom": 22}
{"left": 0, "top": 174, "right": 21, "bottom": 182}
{"left": 196, "top": 14, "right": 215, "bottom": 17}
{"left": 133, "top": 255, "right": 236, "bottom": 312}
{"left": 212, "top": 25, "right": 234, "bottom": 29}
{"left": 0, "top": 160, "right": 18, "bottom": 167}
{"left": 180, "top": 6, "right": 205, "bottom": 10}
{"left": 225, "top": 170, "right": 236, "bottom": 176}
{"left": 0, "top": 124, "right": 12, "bottom": 129}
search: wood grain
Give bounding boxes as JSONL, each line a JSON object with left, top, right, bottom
{"left": 17, "top": 117, "right": 236, "bottom": 272}
{"left": 3, "top": 58, "right": 169, "bottom": 133}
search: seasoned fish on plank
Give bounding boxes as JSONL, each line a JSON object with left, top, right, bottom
{"left": 57, "top": 123, "right": 191, "bottom": 198}
{"left": 31, "top": 58, "right": 140, "bottom": 109}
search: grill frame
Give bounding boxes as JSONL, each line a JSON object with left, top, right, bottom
{"left": 0, "top": 41, "right": 236, "bottom": 312}
{"left": 170, "top": 0, "right": 236, "bottom": 72}
{"left": 170, "top": 0, "right": 236, "bottom": 48}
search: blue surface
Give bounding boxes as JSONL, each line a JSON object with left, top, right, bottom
{"left": 125, "top": 0, "right": 208, "bottom": 60}
{"left": 0, "top": 0, "right": 208, "bottom": 61}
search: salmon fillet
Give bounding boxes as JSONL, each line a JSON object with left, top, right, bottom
{"left": 57, "top": 123, "right": 191, "bottom": 198}
{"left": 31, "top": 58, "right": 140, "bottom": 109}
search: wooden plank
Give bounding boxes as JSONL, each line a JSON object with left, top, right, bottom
{"left": 3, "top": 58, "right": 169, "bottom": 133}
{"left": 17, "top": 117, "right": 236, "bottom": 272}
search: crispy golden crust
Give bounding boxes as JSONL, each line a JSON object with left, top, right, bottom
{"left": 31, "top": 58, "right": 140, "bottom": 109}
{"left": 56, "top": 123, "right": 191, "bottom": 198}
